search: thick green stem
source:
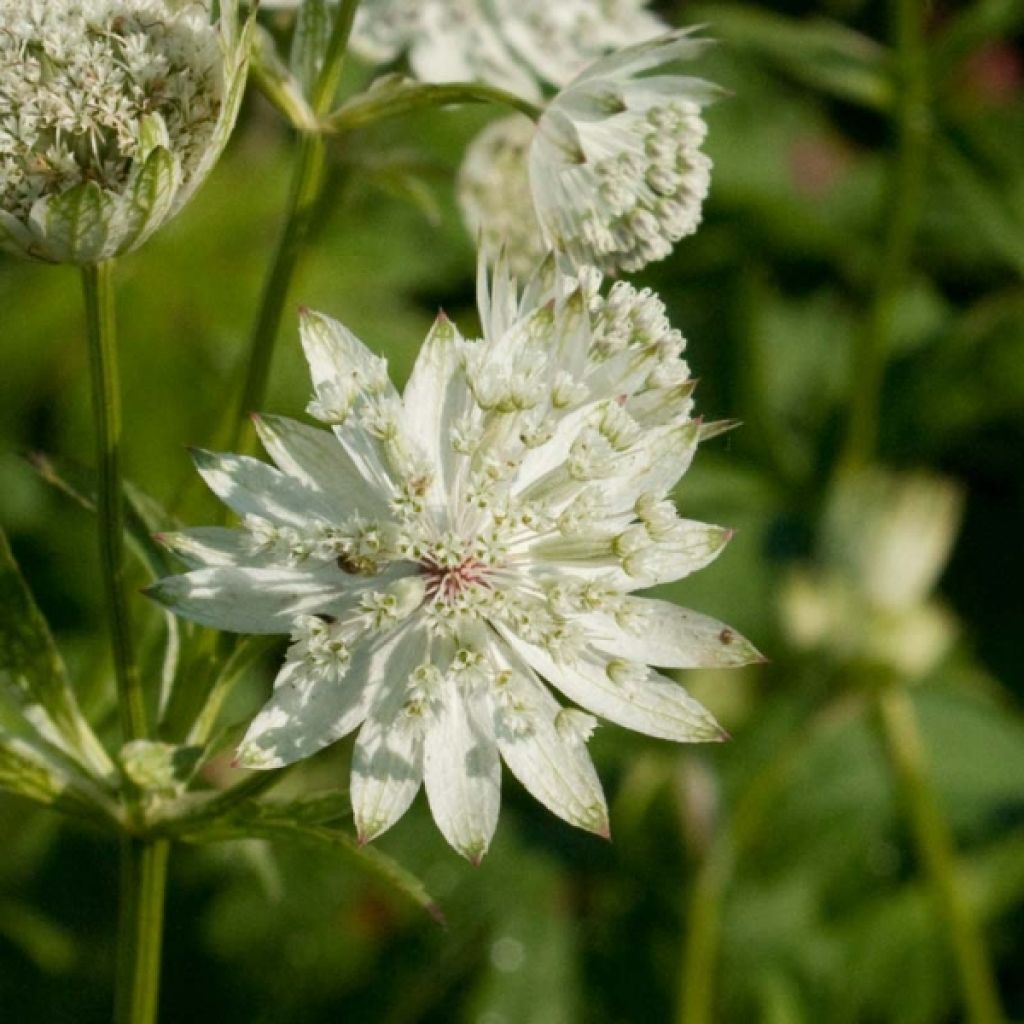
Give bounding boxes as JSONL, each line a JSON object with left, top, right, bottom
{"left": 842, "top": 0, "right": 930, "bottom": 469}
{"left": 875, "top": 688, "right": 1004, "bottom": 1024}
{"left": 81, "top": 261, "right": 146, "bottom": 743}
{"left": 228, "top": 0, "right": 361, "bottom": 453}
{"left": 115, "top": 838, "right": 170, "bottom": 1024}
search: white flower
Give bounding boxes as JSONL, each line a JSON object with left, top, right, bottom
{"left": 528, "top": 31, "right": 719, "bottom": 274}
{"left": 148, "top": 259, "right": 760, "bottom": 860}
{"left": 782, "top": 470, "right": 963, "bottom": 679}
{"left": 0, "top": 0, "right": 252, "bottom": 264}
{"left": 458, "top": 117, "right": 546, "bottom": 278}
{"left": 262, "top": 0, "right": 665, "bottom": 99}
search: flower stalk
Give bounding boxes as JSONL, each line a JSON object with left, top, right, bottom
{"left": 229, "top": 0, "right": 362, "bottom": 454}
{"left": 841, "top": 0, "right": 930, "bottom": 469}
{"left": 82, "top": 261, "right": 147, "bottom": 744}
{"left": 115, "top": 838, "right": 171, "bottom": 1024}
{"left": 875, "top": 687, "right": 1004, "bottom": 1024}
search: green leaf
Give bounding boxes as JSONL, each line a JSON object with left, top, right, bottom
{"left": 934, "top": 0, "right": 1024, "bottom": 74}
{"left": 289, "top": 0, "right": 331, "bottom": 96}
{"left": 692, "top": 3, "right": 893, "bottom": 110}
{"left": 0, "top": 729, "right": 117, "bottom": 824}
{"left": 936, "top": 140, "right": 1024, "bottom": 276}
{"left": 0, "top": 527, "right": 113, "bottom": 778}
{"left": 178, "top": 790, "right": 444, "bottom": 922}
{"left": 27, "top": 453, "right": 179, "bottom": 580}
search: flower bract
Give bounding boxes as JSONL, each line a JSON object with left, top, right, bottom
{"left": 528, "top": 31, "right": 720, "bottom": 274}
{"left": 0, "top": 0, "right": 252, "bottom": 264}
{"left": 147, "top": 259, "right": 760, "bottom": 860}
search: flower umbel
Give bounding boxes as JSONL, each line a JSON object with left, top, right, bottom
{"left": 529, "top": 31, "right": 719, "bottom": 274}
{"left": 263, "top": 0, "right": 665, "bottom": 98}
{"left": 148, "top": 259, "right": 760, "bottom": 860}
{"left": 0, "top": 0, "right": 252, "bottom": 263}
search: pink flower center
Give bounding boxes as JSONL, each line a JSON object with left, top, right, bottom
{"left": 421, "top": 556, "right": 491, "bottom": 601}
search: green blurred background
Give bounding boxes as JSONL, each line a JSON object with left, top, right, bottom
{"left": 1, "top": 1, "right": 1023, "bottom": 1021}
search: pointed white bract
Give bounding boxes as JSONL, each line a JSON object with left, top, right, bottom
{"left": 148, "top": 258, "right": 760, "bottom": 859}
{"left": 528, "top": 31, "right": 720, "bottom": 274}
{"left": 0, "top": 0, "right": 252, "bottom": 264}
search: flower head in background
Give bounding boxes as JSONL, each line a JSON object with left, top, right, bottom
{"left": 458, "top": 116, "right": 546, "bottom": 278}
{"left": 528, "top": 31, "right": 719, "bottom": 274}
{"left": 782, "top": 470, "right": 964, "bottom": 680}
{"left": 147, "top": 259, "right": 760, "bottom": 860}
{"left": 0, "top": 0, "right": 252, "bottom": 264}
{"left": 262, "top": 0, "right": 665, "bottom": 99}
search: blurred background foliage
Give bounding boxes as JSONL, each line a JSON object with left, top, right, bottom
{"left": 1, "top": 0, "right": 1023, "bottom": 1021}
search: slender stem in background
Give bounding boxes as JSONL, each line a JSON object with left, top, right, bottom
{"left": 325, "top": 80, "right": 543, "bottom": 134}
{"left": 81, "top": 261, "right": 147, "bottom": 743}
{"left": 841, "top": 0, "right": 930, "bottom": 470}
{"left": 115, "top": 839, "right": 170, "bottom": 1024}
{"left": 229, "top": 129, "right": 327, "bottom": 452}
{"left": 875, "top": 688, "right": 1004, "bottom": 1024}
{"left": 676, "top": 696, "right": 863, "bottom": 1024}
{"left": 838, "top": 0, "right": 1003, "bottom": 1014}
{"left": 228, "top": 0, "right": 362, "bottom": 454}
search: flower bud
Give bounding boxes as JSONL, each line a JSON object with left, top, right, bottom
{"left": 0, "top": 0, "right": 252, "bottom": 264}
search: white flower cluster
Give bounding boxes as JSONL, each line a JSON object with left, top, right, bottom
{"left": 783, "top": 471, "right": 963, "bottom": 680}
{"left": 263, "top": 0, "right": 664, "bottom": 97}
{"left": 149, "top": 260, "right": 761, "bottom": 859}
{"left": 0, "top": 0, "right": 249, "bottom": 262}
{"left": 458, "top": 32, "right": 718, "bottom": 274}
{"left": 262, "top": 3, "right": 717, "bottom": 274}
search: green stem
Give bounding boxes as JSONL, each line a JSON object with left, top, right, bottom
{"left": 874, "top": 687, "right": 1004, "bottom": 1024}
{"left": 81, "top": 261, "right": 146, "bottom": 743}
{"left": 326, "top": 80, "right": 543, "bottom": 135}
{"left": 229, "top": 130, "right": 327, "bottom": 453}
{"left": 677, "top": 696, "right": 863, "bottom": 1024}
{"left": 115, "top": 838, "right": 170, "bottom": 1024}
{"left": 841, "top": 0, "right": 930, "bottom": 469}
{"left": 228, "top": 0, "right": 361, "bottom": 454}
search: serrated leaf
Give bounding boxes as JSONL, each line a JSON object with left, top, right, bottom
{"left": 289, "top": 0, "right": 331, "bottom": 96}
{"left": 178, "top": 790, "right": 444, "bottom": 922}
{"left": 0, "top": 528, "right": 113, "bottom": 778}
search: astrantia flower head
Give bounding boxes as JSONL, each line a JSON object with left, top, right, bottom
{"left": 783, "top": 470, "right": 963, "bottom": 680}
{"left": 264, "top": 0, "right": 665, "bottom": 99}
{"left": 458, "top": 116, "right": 546, "bottom": 278}
{"left": 0, "top": 0, "right": 252, "bottom": 263}
{"left": 147, "top": 259, "right": 760, "bottom": 860}
{"left": 529, "top": 31, "right": 719, "bottom": 274}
